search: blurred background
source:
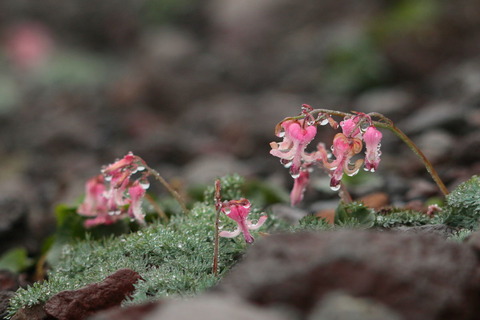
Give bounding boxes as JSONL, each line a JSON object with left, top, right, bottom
{"left": 0, "top": 0, "right": 479, "bottom": 254}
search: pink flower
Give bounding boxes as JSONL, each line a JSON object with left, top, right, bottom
{"left": 127, "top": 181, "right": 147, "bottom": 224}
{"left": 77, "top": 175, "right": 108, "bottom": 218}
{"left": 219, "top": 199, "right": 267, "bottom": 244}
{"left": 340, "top": 117, "right": 361, "bottom": 138}
{"left": 78, "top": 152, "right": 150, "bottom": 227}
{"left": 270, "top": 120, "right": 317, "bottom": 178}
{"left": 5, "top": 22, "right": 53, "bottom": 71}
{"left": 78, "top": 174, "right": 125, "bottom": 227}
{"left": 318, "top": 133, "right": 364, "bottom": 191}
{"left": 290, "top": 170, "right": 310, "bottom": 206}
{"left": 363, "top": 126, "right": 382, "bottom": 172}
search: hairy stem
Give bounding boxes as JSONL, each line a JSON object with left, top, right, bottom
{"left": 145, "top": 165, "right": 189, "bottom": 214}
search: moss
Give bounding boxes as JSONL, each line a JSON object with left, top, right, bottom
{"left": 6, "top": 203, "right": 250, "bottom": 318}
{"left": 444, "top": 176, "right": 480, "bottom": 229}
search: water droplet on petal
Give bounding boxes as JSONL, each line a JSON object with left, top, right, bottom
{"left": 346, "top": 168, "right": 360, "bottom": 176}
{"left": 224, "top": 208, "right": 231, "bottom": 214}
{"left": 104, "top": 175, "right": 112, "bottom": 182}
{"left": 330, "top": 184, "right": 341, "bottom": 191}
{"left": 137, "top": 166, "right": 145, "bottom": 171}
{"left": 281, "top": 159, "right": 293, "bottom": 168}
{"left": 291, "top": 172, "right": 300, "bottom": 179}
{"left": 360, "top": 122, "right": 369, "bottom": 131}
{"left": 320, "top": 118, "right": 329, "bottom": 126}
{"left": 139, "top": 180, "right": 150, "bottom": 189}
{"left": 278, "top": 131, "right": 285, "bottom": 138}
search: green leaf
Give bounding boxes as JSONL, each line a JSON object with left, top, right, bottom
{"left": 334, "top": 202, "right": 375, "bottom": 228}
{"left": 0, "top": 248, "right": 32, "bottom": 273}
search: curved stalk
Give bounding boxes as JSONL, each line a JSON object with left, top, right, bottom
{"left": 373, "top": 121, "right": 449, "bottom": 196}
{"left": 145, "top": 165, "right": 189, "bottom": 214}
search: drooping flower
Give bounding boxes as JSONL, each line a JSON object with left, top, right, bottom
{"left": 317, "top": 133, "right": 364, "bottom": 191}
{"left": 77, "top": 152, "right": 150, "bottom": 227}
{"left": 270, "top": 119, "right": 317, "bottom": 178}
{"left": 219, "top": 199, "right": 267, "bottom": 244}
{"left": 363, "top": 126, "right": 382, "bottom": 172}
{"left": 127, "top": 180, "right": 147, "bottom": 224}
{"left": 77, "top": 174, "right": 108, "bottom": 218}
{"left": 290, "top": 169, "right": 310, "bottom": 206}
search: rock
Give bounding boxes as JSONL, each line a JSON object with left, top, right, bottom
{"left": 87, "top": 302, "right": 160, "bottom": 320}
{"left": 0, "top": 270, "right": 19, "bottom": 291}
{"left": 454, "top": 131, "right": 480, "bottom": 164}
{"left": 10, "top": 304, "right": 48, "bottom": 320}
{"left": 269, "top": 204, "right": 307, "bottom": 225}
{"left": 0, "top": 291, "right": 15, "bottom": 320}
{"left": 415, "top": 130, "right": 455, "bottom": 162}
{"left": 357, "top": 192, "right": 390, "bottom": 210}
{"left": 0, "top": 198, "right": 29, "bottom": 255}
{"left": 308, "top": 291, "right": 403, "bottom": 320}
{"left": 392, "top": 224, "right": 455, "bottom": 239}
{"left": 44, "top": 269, "right": 143, "bottom": 320}
{"left": 183, "top": 154, "right": 250, "bottom": 186}
{"left": 355, "top": 87, "right": 414, "bottom": 118}
{"left": 216, "top": 230, "right": 480, "bottom": 320}
{"left": 142, "top": 294, "right": 290, "bottom": 320}
{"left": 398, "top": 102, "right": 466, "bottom": 134}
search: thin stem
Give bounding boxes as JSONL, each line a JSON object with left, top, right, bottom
{"left": 373, "top": 120, "right": 449, "bottom": 196}
{"left": 339, "top": 182, "right": 353, "bottom": 203}
{"left": 145, "top": 165, "right": 189, "bottom": 214}
{"left": 144, "top": 193, "right": 169, "bottom": 222}
{"left": 212, "top": 206, "right": 220, "bottom": 276}
{"left": 212, "top": 179, "right": 222, "bottom": 276}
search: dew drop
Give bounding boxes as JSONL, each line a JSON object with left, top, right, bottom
{"left": 330, "top": 184, "right": 341, "bottom": 191}
{"left": 291, "top": 172, "right": 300, "bottom": 179}
{"left": 243, "top": 203, "right": 251, "bottom": 209}
{"left": 104, "top": 175, "right": 112, "bottom": 182}
{"left": 224, "top": 208, "right": 231, "bottom": 214}
{"left": 139, "top": 180, "right": 150, "bottom": 189}
{"left": 278, "top": 131, "right": 285, "bottom": 138}
{"left": 281, "top": 159, "right": 293, "bottom": 168}
{"left": 346, "top": 168, "right": 360, "bottom": 176}
{"left": 320, "top": 118, "right": 329, "bottom": 126}
{"left": 360, "top": 122, "right": 370, "bottom": 131}
{"left": 137, "top": 166, "right": 146, "bottom": 172}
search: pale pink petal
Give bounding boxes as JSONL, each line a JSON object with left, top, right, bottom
{"left": 219, "top": 228, "right": 241, "bottom": 238}
{"left": 247, "top": 215, "right": 268, "bottom": 230}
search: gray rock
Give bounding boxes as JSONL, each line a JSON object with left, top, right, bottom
{"left": 398, "top": 102, "right": 466, "bottom": 134}
{"left": 144, "top": 294, "right": 291, "bottom": 320}
{"left": 415, "top": 130, "right": 455, "bottom": 162}
{"left": 392, "top": 224, "right": 455, "bottom": 239}
{"left": 216, "top": 230, "right": 480, "bottom": 320}
{"left": 184, "top": 153, "right": 250, "bottom": 186}
{"left": 355, "top": 87, "right": 414, "bottom": 117}
{"left": 309, "top": 291, "right": 403, "bottom": 320}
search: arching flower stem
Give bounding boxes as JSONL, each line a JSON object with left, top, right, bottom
{"left": 144, "top": 165, "right": 190, "bottom": 214}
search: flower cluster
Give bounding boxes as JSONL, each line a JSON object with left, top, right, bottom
{"left": 77, "top": 152, "right": 150, "bottom": 227}
{"left": 218, "top": 198, "right": 267, "bottom": 244}
{"left": 270, "top": 106, "right": 383, "bottom": 206}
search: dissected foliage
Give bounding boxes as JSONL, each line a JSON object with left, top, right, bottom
{"left": 444, "top": 176, "right": 480, "bottom": 229}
